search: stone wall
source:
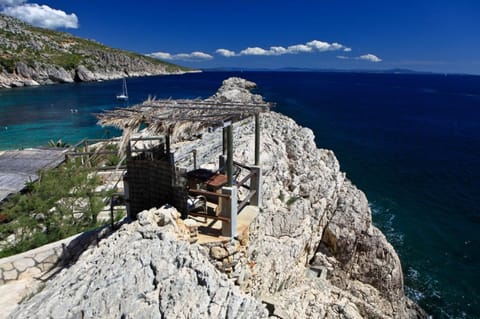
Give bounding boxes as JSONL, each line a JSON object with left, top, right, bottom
{"left": 0, "top": 226, "right": 109, "bottom": 285}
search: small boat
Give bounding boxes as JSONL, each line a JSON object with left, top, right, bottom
{"left": 116, "top": 78, "right": 128, "bottom": 100}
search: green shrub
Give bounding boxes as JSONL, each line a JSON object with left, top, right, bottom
{"left": 0, "top": 161, "right": 113, "bottom": 258}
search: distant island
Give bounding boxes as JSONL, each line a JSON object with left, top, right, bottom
{"left": 0, "top": 14, "right": 191, "bottom": 89}
{"left": 203, "top": 66, "right": 438, "bottom": 74}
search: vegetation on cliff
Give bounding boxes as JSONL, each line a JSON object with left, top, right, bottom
{"left": 0, "top": 14, "right": 190, "bottom": 87}
{"left": 0, "top": 145, "right": 124, "bottom": 258}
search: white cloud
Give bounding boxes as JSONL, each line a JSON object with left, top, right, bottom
{"left": 306, "top": 40, "right": 348, "bottom": 52}
{"left": 148, "top": 52, "right": 173, "bottom": 60}
{"left": 357, "top": 54, "right": 382, "bottom": 62}
{"left": 337, "top": 53, "right": 383, "bottom": 63}
{"left": 216, "top": 48, "right": 236, "bottom": 57}
{"left": 2, "top": 3, "right": 78, "bottom": 29}
{"left": 0, "top": 0, "right": 25, "bottom": 7}
{"left": 148, "top": 51, "right": 212, "bottom": 61}
{"left": 287, "top": 44, "right": 313, "bottom": 53}
{"left": 240, "top": 47, "right": 271, "bottom": 56}
{"left": 235, "top": 39, "right": 350, "bottom": 57}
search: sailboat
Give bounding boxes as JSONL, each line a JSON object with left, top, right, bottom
{"left": 116, "top": 78, "right": 128, "bottom": 101}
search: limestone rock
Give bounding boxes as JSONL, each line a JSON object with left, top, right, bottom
{"left": 74, "top": 65, "right": 95, "bottom": 82}
{"left": 170, "top": 78, "right": 425, "bottom": 317}
{"left": 45, "top": 65, "right": 74, "bottom": 83}
{"left": 9, "top": 77, "right": 427, "bottom": 318}
{"left": 210, "top": 77, "right": 264, "bottom": 103}
{"left": 210, "top": 247, "right": 229, "bottom": 260}
{"left": 10, "top": 207, "right": 268, "bottom": 319}
{"left": 23, "top": 79, "right": 39, "bottom": 86}
{"left": 0, "top": 14, "right": 189, "bottom": 89}
{"left": 15, "top": 62, "right": 33, "bottom": 78}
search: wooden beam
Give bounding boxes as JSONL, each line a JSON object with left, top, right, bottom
{"left": 238, "top": 190, "right": 257, "bottom": 213}
{"left": 187, "top": 211, "right": 230, "bottom": 222}
{"left": 255, "top": 113, "right": 260, "bottom": 166}
{"left": 165, "top": 134, "right": 171, "bottom": 154}
{"left": 189, "top": 189, "right": 231, "bottom": 199}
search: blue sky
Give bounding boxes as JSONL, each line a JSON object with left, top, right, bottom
{"left": 1, "top": 0, "right": 479, "bottom": 74}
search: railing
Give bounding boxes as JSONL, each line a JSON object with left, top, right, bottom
{"left": 234, "top": 162, "right": 258, "bottom": 213}
{"left": 188, "top": 188, "right": 231, "bottom": 199}
{"left": 185, "top": 161, "right": 259, "bottom": 220}
{"left": 238, "top": 189, "right": 257, "bottom": 213}
{"left": 187, "top": 211, "right": 230, "bottom": 222}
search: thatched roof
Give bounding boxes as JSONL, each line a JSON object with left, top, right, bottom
{"left": 96, "top": 78, "right": 273, "bottom": 152}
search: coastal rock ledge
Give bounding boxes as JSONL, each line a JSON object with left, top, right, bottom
{"left": 10, "top": 78, "right": 427, "bottom": 318}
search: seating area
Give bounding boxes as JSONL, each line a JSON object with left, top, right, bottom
{"left": 97, "top": 92, "right": 272, "bottom": 239}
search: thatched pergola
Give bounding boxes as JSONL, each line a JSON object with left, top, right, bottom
{"left": 97, "top": 97, "right": 273, "bottom": 186}
{"left": 97, "top": 85, "right": 273, "bottom": 237}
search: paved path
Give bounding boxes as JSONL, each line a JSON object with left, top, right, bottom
{"left": 0, "top": 148, "right": 66, "bottom": 201}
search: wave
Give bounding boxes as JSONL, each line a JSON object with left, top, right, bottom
{"left": 369, "top": 201, "right": 471, "bottom": 319}
{"left": 369, "top": 201, "right": 404, "bottom": 247}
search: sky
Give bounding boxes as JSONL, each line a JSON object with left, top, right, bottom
{"left": 1, "top": 0, "right": 479, "bottom": 74}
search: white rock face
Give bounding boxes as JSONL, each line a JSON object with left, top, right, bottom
{"left": 209, "top": 106, "right": 424, "bottom": 317}
{"left": 9, "top": 208, "right": 268, "bottom": 319}
{"left": 10, "top": 77, "right": 427, "bottom": 318}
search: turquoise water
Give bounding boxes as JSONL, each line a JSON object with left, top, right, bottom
{"left": 0, "top": 71, "right": 479, "bottom": 318}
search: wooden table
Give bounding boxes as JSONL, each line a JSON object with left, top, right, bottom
{"left": 206, "top": 174, "right": 227, "bottom": 192}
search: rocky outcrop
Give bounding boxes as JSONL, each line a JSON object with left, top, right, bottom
{"left": 0, "top": 14, "right": 190, "bottom": 88}
{"left": 74, "top": 65, "right": 95, "bottom": 82}
{"left": 217, "top": 110, "right": 424, "bottom": 318}
{"left": 209, "top": 77, "right": 262, "bottom": 103}
{"left": 10, "top": 207, "right": 268, "bottom": 318}
{"left": 10, "top": 77, "right": 427, "bottom": 318}
{"left": 177, "top": 78, "right": 427, "bottom": 318}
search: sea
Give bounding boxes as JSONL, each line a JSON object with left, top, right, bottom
{"left": 0, "top": 71, "right": 479, "bottom": 318}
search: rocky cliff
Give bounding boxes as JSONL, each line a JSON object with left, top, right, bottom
{"left": 0, "top": 14, "right": 190, "bottom": 88}
{"left": 10, "top": 78, "right": 427, "bottom": 318}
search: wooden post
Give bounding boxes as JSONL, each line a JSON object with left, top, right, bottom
{"left": 84, "top": 139, "right": 89, "bottom": 167}
{"left": 193, "top": 149, "right": 197, "bottom": 170}
{"left": 227, "top": 124, "right": 233, "bottom": 187}
{"left": 110, "top": 195, "right": 114, "bottom": 229}
{"left": 250, "top": 166, "right": 262, "bottom": 207}
{"left": 165, "top": 134, "right": 171, "bottom": 155}
{"left": 124, "top": 176, "right": 131, "bottom": 219}
{"left": 222, "top": 127, "right": 227, "bottom": 155}
{"left": 126, "top": 140, "right": 132, "bottom": 161}
{"left": 255, "top": 113, "right": 260, "bottom": 166}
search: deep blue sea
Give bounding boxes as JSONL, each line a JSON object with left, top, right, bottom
{"left": 1, "top": 71, "right": 479, "bottom": 318}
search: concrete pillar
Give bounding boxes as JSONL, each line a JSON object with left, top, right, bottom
{"left": 250, "top": 166, "right": 262, "bottom": 208}
{"left": 220, "top": 186, "right": 238, "bottom": 237}
{"left": 226, "top": 125, "right": 233, "bottom": 186}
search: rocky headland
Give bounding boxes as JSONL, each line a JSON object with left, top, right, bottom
{"left": 0, "top": 14, "right": 190, "bottom": 89}
{"left": 9, "top": 78, "right": 427, "bottom": 318}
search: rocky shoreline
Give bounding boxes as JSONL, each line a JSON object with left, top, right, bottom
{"left": 0, "top": 14, "right": 192, "bottom": 89}
{"left": 8, "top": 78, "right": 427, "bottom": 318}
{"left": 0, "top": 62, "right": 197, "bottom": 89}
